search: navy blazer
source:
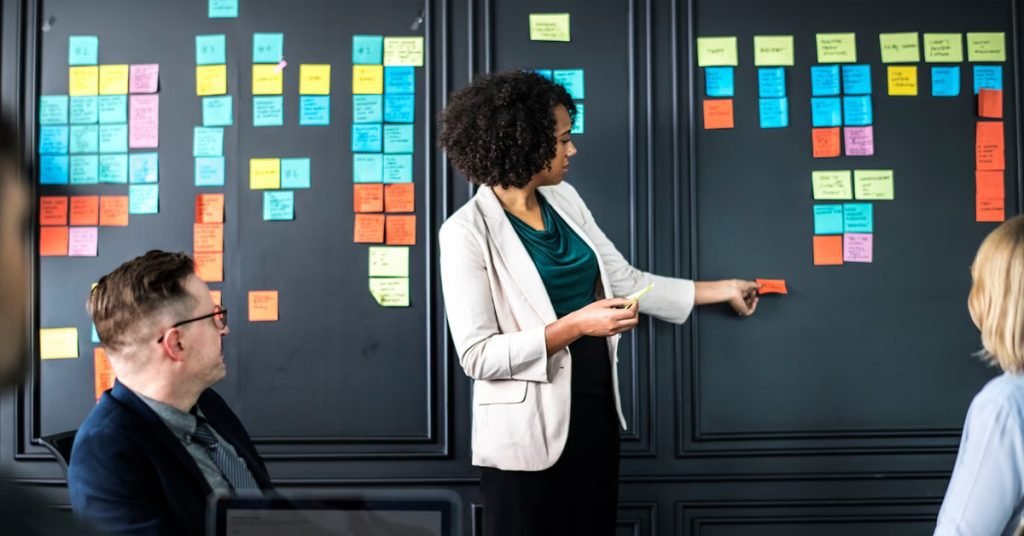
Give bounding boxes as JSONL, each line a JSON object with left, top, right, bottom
{"left": 68, "top": 380, "right": 273, "bottom": 535}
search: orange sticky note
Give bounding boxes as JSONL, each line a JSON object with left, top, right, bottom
{"left": 978, "top": 88, "right": 1002, "bottom": 119}
{"left": 196, "top": 194, "right": 225, "bottom": 223}
{"left": 354, "top": 214, "right": 385, "bottom": 243}
{"left": 39, "top": 196, "right": 68, "bottom": 226}
{"left": 385, "top": 183, "right": 415, "bottom": 213}
{"left": 812, "top": 127, "right": 841, "bottom": 158}
{"left": 70, "top": 196, "right": 99, "bottom": 226}
{"left": 977, "top": 196, "right": 1005, "bottom": 222}
{"left": 812, "top": 235, "right": 843, "bottom": 266}
{"left": 976, "top": 170, "right": 1004, "bottom": 199}
{"left": 194, "top": 252, "right": 223, "bottom": 283}
{"left": 210, "top": 290, "right": 222, "bottom": 306}
{"left": 193, "top": 223, "right": 224, "bottom": 253}
{"left": 40, "top": 226, "right": 69, "bottom": 256}
{"left": 386, "top": 214, "right": 416, "bottom": 245}
{"left": 755, "top": 278, "right": 788, "bottom": 295}
{"left": 353, "top": 184, "right": 384, "bottom": 213}
{"left": 248, "top": 290, "right": 279, "bottom": 322}
{"left": 976, "top": 121, "right": 1005, "bottom": 171}
{"left": 703, "top": 99, "right": 734, "bottom": 129}
{"left": 94, "top": 347, "right": 115, "bottom": 401}
{"left": 99, "top": 196, "right": 129, "bottom": 227}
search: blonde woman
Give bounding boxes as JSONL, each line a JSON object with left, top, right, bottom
{"left": 936, "top": 215, "right": 1024, "bottom": 536}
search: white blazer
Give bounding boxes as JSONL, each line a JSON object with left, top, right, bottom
{"left": 438, "top": 181, "right": 695, "bottom": 471}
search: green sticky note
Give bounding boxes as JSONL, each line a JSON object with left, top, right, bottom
{"left": 193, "top": 127, "right": 224, "bottom": 157}
{"left": 69, "top": 36, "right": 99, "bottom": 66}
{"left": 263, "top": 191, "right": 294, "bottom": 220}
{"left": 253, "top": 33, "right": 284, "bottom": 63}
{"left": 70, "top": 155, "right": 99, "bottom": 184}
{"left": 129, "top": 184, "right": 159, "bottom": 214}
{"left": 552, "top": 69, "right": 584, "bottom": 99}
{"left": 811, "top": 170, "right": 852, "bottom": 200}
{"left": 753, "top": 35, "right": 794, "bottom": 66}
{"left": 924, "top": 33, "right": 963, "bottom": 63}
{"left": 879, "top": 33, "right": 920, "bottom": 63}
{"left": 816, "top": 33, "right": 857, "bottom": 63}
{"left": 383, "top": 124, "right": 414, "bottom": 153}
{"left": 369, "top": 278, "right": 410, "bottom": 307}
{"left": 353, "top": 95, "right": 383, "bottom": 123}
{"left": 129, "top": 152, "right": 159, "bottom": 183}
{"left": 196, "top": 35, "right": 227, "bottom": 65}
{"left": 70, "top": 96, "right": 99, "bottom": 124}
{"left": 967, "top": 32, "right": 1005, "bottom": 62}
{"left": 209, "top": 0, "right": 238, "bottom": 18}
{"left": 39, "top": 96, "right": 68, "bottom": 125}
{"left": 571, "top": 103, "right": 584, "bottom": 134}
{"left": 696, "top": 36, "right": 737, "bottom": 67}
{"left": 98, "top": 154, "right": 128, "bottom": 183}
{"left": 813, "top": 204, "right": 844, "bottom": 235}
{"left": 97, "top": 96, "right": 126, "bottom": 123}
{"left": 70, "top": 125, "right": 99, "bottom": 153}
{"left": 854, "top": 169, "right": 894, "bottom": 200}
{"left": 202, "top": 95, "right": 233, "bottom": 126}
{"left": 253, "top": 96, "right": 283, "bottom": 126}
{"left": 98, "top": 124, "right": 127, "bottom": 153}
{"left": 195, "top": 157, "right": 225, "bottom": 186}
{"left": 353, "top": 35, "right": 384, "bottom": 64}
{"left": 529, "top": 13, "right": 570, "bottom": 42}
{"left": 368, "top": 246, "right": 409, "bottom": 277}
{"left": 843, "top": 203, "right": 873, "bottom": 233}
{"left": 281, "top": 157, "right": 310, "bottom": 189}
{"left": 382, "top": 154, "right": 413, "bottom": 183}
{"left": 353, "top": 154, "right": 383, "bottom": 182}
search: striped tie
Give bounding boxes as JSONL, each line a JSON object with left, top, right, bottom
{"left": 191, "top": 417, "right": 261, "bottom": 494}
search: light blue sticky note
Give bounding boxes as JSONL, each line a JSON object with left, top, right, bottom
{"left": 552, "top": 69, "right": 585, "bottom": 99}
{"left": 39, "top": 96, "right": 69, "bottom": 125}
{"left": 98, "top": 96, "right": 127, "bottom": 123}
{"left": 70, "top": 96, "right": 99, "bottom": 124}
{"left": 98, "top": 124, "right": 128, "bottom": 153}
{"left": 758, "top": 97, "right": 788, "bottom": 128}
{"left": 353, "top": 35, "right": 384, "bottom": 64}
{"left": 571, "top": 103, "right": 584, "bottom": 134}
{"left": 208, "top": 0, "right": 238, "bottom": 18}
{"left": 352, "top": 124, "right": 382, "bottom": 152}
{"left": 91, "top": 324, "right": 100, "bottom": 344}
{"left": 193, "top": 127, "right": 224, "bottom": 157}
{"left": 842, "top": 96, "right": 872, "bottom": 126}
{"left": 195, "top": 157, "right": 225, "bottom": 186}
{"left": 98, "top": 154, "right": 128, "bottom": 183}
{"left": 263, "top": 191, "right": 294, "bottom": 220}
{"left": 253, "top": 33, "right": 284, "bottom": 63}
{"left": 843, "top": 203, "right": 873, "bottom": 233}
{"left": 253, "top": 96, "right": 283, "bottom": 126}
{"left": 811, "top": 65, "right": 841, "bottom": 96}
{"left": 383, "top": 124, "right": 414, "bottom": 153}
{"left": 353, "top": 154, "right": 383, "bottom": 182}
{"left": 704, "top": 66, "right": 734, "bottom": 97}
{"left": 384, "top": 67, "right": 415, "bottom": 94}
{"left": 129, "top": 152, "right": 159, "bottom": 183}
{"left": 813, "top": 205, "right": 844, "bottom": 235}
{"left": 758, "top": 68, "right": 785, "bottom": 98}
{"left": 535, "top": 69, "right": 553, "bottom": 80}
{"left": 281, "top": 157, "right": 311, "bottom": 189}
{"left": 810, "top": 97, "right": 841, "bottom": 127}
{"left": 39, "top": 126, "right": 69, "bottom": 154}
{"left": 70, "top": 155, "right": 99, "bottom": 184}
{"left": 353, "top": 95, "right": 383, "bottom": 123}
{"left": 196, "top": 35, "right": 226, "bottom": 66}
{"left": 39, "top": 155, "right": 69, "bottom": 184}
{"left": 932, "top": 66, "right": 960, "bottom": 97}
{"left": 842, "top": 64, "right": 871, "bottom": 95}
{"left": 69, "top": 125, "right": 98, "bottom": 154}
{"left": 383, "top": 154, "right": 413, "bottom": 183}
{"left": 974, "top": 65, "right": 1002, "bottom": 94}
{"left": 299, "top": 96, "right": 330, "bottom": 126}
{"left": 129, "top": 184, "right": 159, "bottom": 214}
{"left": 384, "top": 94, "right": 415, "bottom": 123}
{"left": 202, "top": 95, "right": 233, "bottom": 126}
{"left": 68, "top": 35, "right": 99, "bottom": 66}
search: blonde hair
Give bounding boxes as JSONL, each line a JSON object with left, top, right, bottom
{"left": 968, "top": 215, "right": 1024, "bottom": 373}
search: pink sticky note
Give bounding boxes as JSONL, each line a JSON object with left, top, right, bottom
{"left": 843, "top": 233, "right": 872, "bottom": 263}
{"left": 129, "top": 64, "right": 159, "bottom": 94}
{"left": 275, "top": 60, "right": 288, "bottom": 73}
{"left": 844, "top": 126, "right": 874, "bottom": 156}
{"left": 129, "top": 94, "right": 159, "bottom": 149}
{"left": 68, "top": 227, "right": 98, "bottom": 257}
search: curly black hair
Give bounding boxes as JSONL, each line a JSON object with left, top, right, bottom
{"left": 439, "top": 70, "right": 576, "bottom": 189}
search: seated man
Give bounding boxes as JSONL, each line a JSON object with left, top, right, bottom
{"left": 69, "top": 250, "right": 273, "bottom": 534}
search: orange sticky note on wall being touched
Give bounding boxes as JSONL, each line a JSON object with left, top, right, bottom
{"left": 386, "top": 214, "right": 416, "bottom": 245}
{"left": 99, "top": 196, "right": 130, "bottom": 226}
{"left": 40, "top": 226, "right": 69, "bottom": 256}
{"left": 353, "top": 184, "right": 384, "bottom": 213}
{"left": 194, "top": 252, "right": 223, "bottom": 282}
{"left": 195, "top": 193, "right": 225, "bottom": 223}
{"left": 39, "top": 196, "right": 68, "bottom": 226}
{"left": 812, "top": 235, "right": 843, "bottom": 266}
{"left": 703, "top": 99, "right": 734, "bottom": 129}
{"left": 94, "top": 347, "right": 115, "bottom": 401}
{"left": 755, "top": 278, "right": 788, "bottom": 295}
{"left": 812, "top": 127, "right": 841, "bottom": 158}
{"left": 354, "top": 213, "right": 385, "bottom": 243}
{"left": 248, "top": 290, "right": 279, "bottom": 322}
{"left": 978, "top": 88, "right": 1002, "bottom": 119}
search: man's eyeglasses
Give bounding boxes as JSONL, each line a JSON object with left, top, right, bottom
{"left": 157, "top": 306, "right": 228, "bottom": 343}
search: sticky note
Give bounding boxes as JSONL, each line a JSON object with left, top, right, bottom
{"left": 369, "top": 278, "right": 410, "bottom": 307}
{"left": 879, "top": 33, "right": 919, "bottom": 63}
{"left": 354, "top": 184, "right": 384, "bottom": 212}
{"left": 974, "top": 65, "right": 1002, "bottom": 94}
{"left": 197, "top": 65, "right": 227, "bottom": 96}
{"left": 841, "top": 65, "right": 871, "bottom": 94}
{"left": 69, "top": 155, "right": 98, "bottom": 185}
{"left": 69, "top": 125, "right": 98, "bottom": 154}
{"left": 98, "top": 95, "right": 126, "bottom": 123}
{"left": 383, "top": 154, "right": 413, "bottom": 183}
{"left": 842, "top": 96, "right": 872, "bottom": 126}
{"left": 129, "top": 184, "right": 159, "bottom": 214}
{"left": 758, "top": 97, "right": 788, "bottom": 128}
{"left": 98, "top": 154, "right": 128, "bottom": 183}
{"left": 94, "top": 347, "right": 115, "bottom": 400}
{"left": 129, "top": 152, "right": 158, "bottom": 183}
{"left": 202, "top": 95, "right": 233, "bottom": 126}
{"left": 979, "top": 89, "right": 1002, "bottom": 119}
{"left": 977, "top": 195, "right": 1005, "bottom": 222}
{"left": 812, "top": 170, "right": 852, "bottom": 200}
{"left": 755, "top": 279, "right": 788, "bottom": 295}
{"left": 810, "top": 98, "right": 840, "bottom": 128}
{"left": 40, "top": 96, "right": 68, "bottom": 125}
{"left": 263, "top": 191, "right": 294, "bottom": 220}
{"left": 251, "top": 64, "right": 282, "bottom": 95}
{"left": 354, "top": 213, "right": 385, "bottom": 243}
{"left": 383, "top": 124, "right": 414, "bottom": 153}
{"left": 194, "top": 252, "right": 223, "bottom": 282}
{"left": 843, "top": 203, "right": 873, "bottom": 232}
{"left": 353, "top": 35, "right": 384, "bottom": 64}
{"left": 696, "top": 36, "right": 738, "bottom": 67}
{"left": 70, "top": 66, "right": 99, "bottom": 96}
{"left": 816, "top": 33, "right": 856, "bottom": 63}
{"left": 383, "top": 37, "right": 424, "bottom": 67}
{"left": 300, "top": 64, "right": 331, "bottom": 95}
{"left": 386, "top": 214, "right": 416, "bottom": 245}
{"left": 353, "top": 124, "right": 383, "bottom": 152}
{"left": 39, "top": 155, "right": 69, "bottom": 184}
{"left": 811, "top": 127, "right": 840, "bottom": 158}
{"left": 40, "top": 328, "right": 78, "bottom": 359}
{"left": 353, "top": 154, "right": 383, "bottom": 182}
{"left": 99, "top": 196, "right": 129, "bottom": 226}
{"left": 967, "top": 32, "right": 1006, "bottom": 62}
{"left": 209, "top": 0, "right": 238, "bottom": 18}
{"left": 193, "top": 127, "right": 224, "bottom": 156}
{"left": 195, "top": 157, "right": 225, "bottom": 186}
{"left": 976, "top": 170, "right": 1004, "bottom": 200}
{"left": 98, "top": 123, "right": 127, "bottom": 153}
{"left": 703, "top": 99, "right": 733, "bottom": 129}
{"left": 39, "top": 196, "right": 68, "bottom": 226}
{"left": 553, "top": 69, "right": 585, "bottom": 99}
{"left": 353, "top": 65, "right": 384, "bottom": 94}
{"left": 196, "top": 193, "right": 225, "bottom": 223}
{"left": 39, "top": 226, "right": 69, "bottom": 256}
{"left": 758, "top": 68, "right": 785, "bottom": 97}
{"left": 931, "top": 66, "right": 960, "bottom": 97}
{"left": 354, "top": 95, "right": 383, "bottom": 123}
{"left": 71, "top": 96, "right": 99, "bottom": 123}
{"left": 248, "top": 291, "right": 279, "bottom": 321}
{"left": 129, "top": 64, "right": 159, "bottom": 94}
{"left": 253, "top": 96, "right": 284, "bottom": 126}
{"left": 69, "top": 36, "right": 98, "bottom": 66}
{"left": 976, "top": 121, "right": 1004, "bottom": 171}
{"left": 281, "top": 157, "right": 311, "bottom": 189}
{"left": 194, "top": 223, "right": 223, "bottom": 252}
{"left": 887, "top": 66, "right": 917, "bottom": 96}
{"left": 570, "top": 103, "right": 584, "bottom": 134}
{"left": 843, "top": 233, "right": 872, "bottom": 263}
{"left": 70, "top": 196, "right": 99, "bottom": 226}
{"left": 810, "top": 65, "right": 840, "bottom": 96}
{"left": 924, "top": 33, "right": 963, "bottom": 63}
{"left": 529, "top": 13, "right": 570, "bottom": 42}
{"left": 68, "top": 226, "right": 98, "bottom": 257}
{"left": 369, "top": 246, "right": 409, "bottom": 277}
{"left": 384, "top": 67, "right": 415, "bottom": 94}
{"left": 385, "top": 183, "right": 414, "bottom": 213}
{"left": 39, "top": 125, "right": 69, "bottom": 154}
{"left": 98, "top": 64, "right": 129, "bottom": 95}
{"left": 250, "top": 158, "right": 281, "bottom": 189}
{"left": 854, "top": 169, "right": 894, "bottom": 200}
{"left": 535, "top": 69, "right": 553, "bottom": 80}
{"left": 299, "top": 96, "right": 330, "bottom": 126}
{"left": 253, "top": 33, "right": 284, "bottom": 63}
{"left": 704, "top": 67, "right": 734, "bottom": 97}
{"left": 844, "top": 126, "right": 874, "bottom": 156}
{"left": 196, "top": 35, "right": 226, "bottom": 65}
{"left": 813, "top": 204, "right": 844, "bottom": 234}
{"left": 94, "top": 322, "right": 103, "bottom": 344}
{"left": 128, "top": 94, "right": 159, "bottom": 149}
{"left": 813, "top": 235, "right": 843, "bottom": 266}
{"left": 753, "top": 35, "right": 793, "bottom": 66}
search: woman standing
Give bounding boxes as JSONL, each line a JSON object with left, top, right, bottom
{"left": 438, "top": 70, "right": 759, "bottom": 535}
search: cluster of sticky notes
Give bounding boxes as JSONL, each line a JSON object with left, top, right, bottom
{"left": 534, "top": 69, "right": 584, "bottom": 133}
{"left": 193, "top": 193, "right": 225, "bottom": 283}
{"left": 248, "top": 32, "right": 289, "bottom": 125}
{"left": 194, "top": 127, "right": 226, "bottom": 186}
{"left": 810, "top": 169, "right": 894, "bottom": 265}
{"left": 39, "top": 194, "right": 128, "bottom": 256}
{"left": 755, "top": 35, "right": 793, "bottom": 129}
{"left": 529, "top": 13, "right": 570, "bottom": 42}
{"left": 809, "top": 64, "right": 873, "bottom": 157}
{"left": 368, "top": 246, "right": 411, "bottom": 307}
{"left": 248, "top": 290, "right": 279, "bottom": 322}
{"left": 194, "top": 34, "right": 229, "bottom": 195}
{"left": 248, "top": 157, "right": 310, "bottom": 220}
{"left": 697, "top": 36, "right": 737, "bottom": 130}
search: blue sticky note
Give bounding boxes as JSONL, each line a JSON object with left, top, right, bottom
{"left": 129, "top": 152, "right": 159, "bottom": 183}
{"left": 383, "top": 154, "right": 413, "bottom": 183}
{"left": 208, "top": 0, "right": 238, "bottom": 18}
{"left": 202, "top": 96, "right": 233, "bottom": 126}
{"left": 98, "top": 154, "right": 128, "bottom": 183}
{"left": 811, "top": 65, "right": 841, "bottom": 96}
{"left": 932, "top": 66, "right": 960, "bottom": 97}
{"left": 571, "top": 103, "right": 584, "bottom": 134}
{"left": 843, "top": 203, "right": 873, "bottom": 233}
{"left": 299, "top": 96, "right": 330, "bottom": 126}
{"left": 253, "top": 33, "right": 284, "bottom": 63}
{"left": 842, "top": 96, "right": 872, "bottom": 126}
{"left": 98, "top": 124, "right": 128, "bottom": 153}
{"left": 69, "top": 125, "right": 98, "bottom": 154}
{"left": 98, "top": 96, "right": 126, "bottom": 123}
{"left": 263, "top": 191, "right": 294, "bottom": 220}
{"left": 353, "top": 154, "right": 383, "bottom": 182}
{"left": 253, "top": 97, "right": 283, "bottom": 127}
{"left": 384, "top": 67, "right": 415, "bottom": 94}
{"left": 353, "top": 35, "right": 384, "bottom": 64}
{"left": 39, "top": 155, "right": 69, "bottom": 184}
{"left": 383, "top": 124, "right": 414, "bottom": 153}
{"left": 974, "top": 65, "right": 1002, "bottom": 94}
{"left": 535, "top": 69, "right": 553, "bottom": 80}
{"left": 68, "top": 35, "right": 98, "bottom": 66}
{"left": 353, "top": 95, "right": 383, "bottom": 123}
{"left": 70, "top": 96, "right": 99, "bottom": 124}
{"left": 813, "top": 205, "right": 844, "bottom": 235}
{"left": 758, "top": 68, "right": 785, "bottom": 98}
{"left": 705, "top": 67, "right": 734, "bottom": 97}
{"left": 552, "top": 69, "right": 585, "bottom": 99}
{"left": 91, "top": 324, "right": 100, "bottom": 344}
{"left": 758, "top": 97, "right": 788, "bottom": 128}
{"left": 196, "top": 35, "right": 226, "bottom": 65}
{"left": 129, "top": 184, "right": 159, "bottom": 214}
{"left": 193, "top": 127, "right": 224, "bottom": 157}
{"left": 39, "top": 96, "right": 68, "bottom": 125}
{"left": 811, "top": 97, "right": 842, "bottom": 127}
{"left": 352, "top": 124, "right": 382, "bottom": 152}
{"left": 195, "top": 157, "right": 225, "bottom": 186}
{"left": 384, "top": 94, "right": 415, "bottom": 123}
{"left": 70, "top": 155, "right": 98, "bottom": 184}
{"left": 842, "top": 65, "right": 871, "bottom": 95}
{"left": 39, "top": 126, "right": 68, "bottom": 154}
{"left": 281, "top": 157, "right": 311, "bottom": 189}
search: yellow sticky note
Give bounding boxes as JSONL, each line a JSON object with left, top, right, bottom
{"left": 854, "top": 169, "right": 895, "bottom": 200}
{"left": 369, "top": 277, "right": 410, "bottom": 307}
{"left": 924, "top": 33, "right": 963, "bottom": 63}
{"left": 98, "top": 64, "right": 129, "bottom": 95}
{"left": 753, "top": 35, "right": 794, "bottom": 66}
{"left": 252, "top": 64, "right": 283, "bottom": 95}
{"left": 249, "top": 158, "right": 281, "bottom": 190}
{"left": 383, "top": 37, "right": 424, "bottom": 67}
{"left": 811, "top": 170, "right": 853, "bottom": 200}
{"left": 196, "top": 64, "right": 227, "bottom": 96}
{"left": 696, "top": 36, "right": 738, "bottom": 67}
{"left": 299, "top": 64, "right": 331, "bottom": 95}
{"left": 967, "top": 32, "right": 1006, "bottom": 62}
{"left": 368, "top": 246, "right": 409, "bottom": 277}
{"left": 879, "top": 32, "right": 920, "bottom": 63}
{"left": 529, "top": 13, "right": 570, "bottom": 42}
{"left": 40, "top": 327, "right": 79, "bottom": 359}
{"left": 353, "top": 65, "right": 384, "bottom": 94}
{"left": 69, "top": 66, "right": 99, "bottom": 96}
{"left": 816, "top": 33, "right": 857, "bottom": 63}
{"left": 887, "top": 65, "right": 917, "bottom": 96}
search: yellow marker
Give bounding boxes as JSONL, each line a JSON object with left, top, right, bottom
{"left": 623, "top": 283, "right": 654, "bottom": 309}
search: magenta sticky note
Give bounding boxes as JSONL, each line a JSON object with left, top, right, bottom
{"left": 129, "top": 64, "right": 159, "bottom": 94}
{"left": 843, "top": 233, "right": 872, "bottom": 263}
{"left": 68, "top": 226, "right": 98, "bottom": 257}
{"left": 844, "top": 126, "right": 874, "bottom": 156}
{"left": 129, "top": 95, "right": 159, "bottom": 149}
